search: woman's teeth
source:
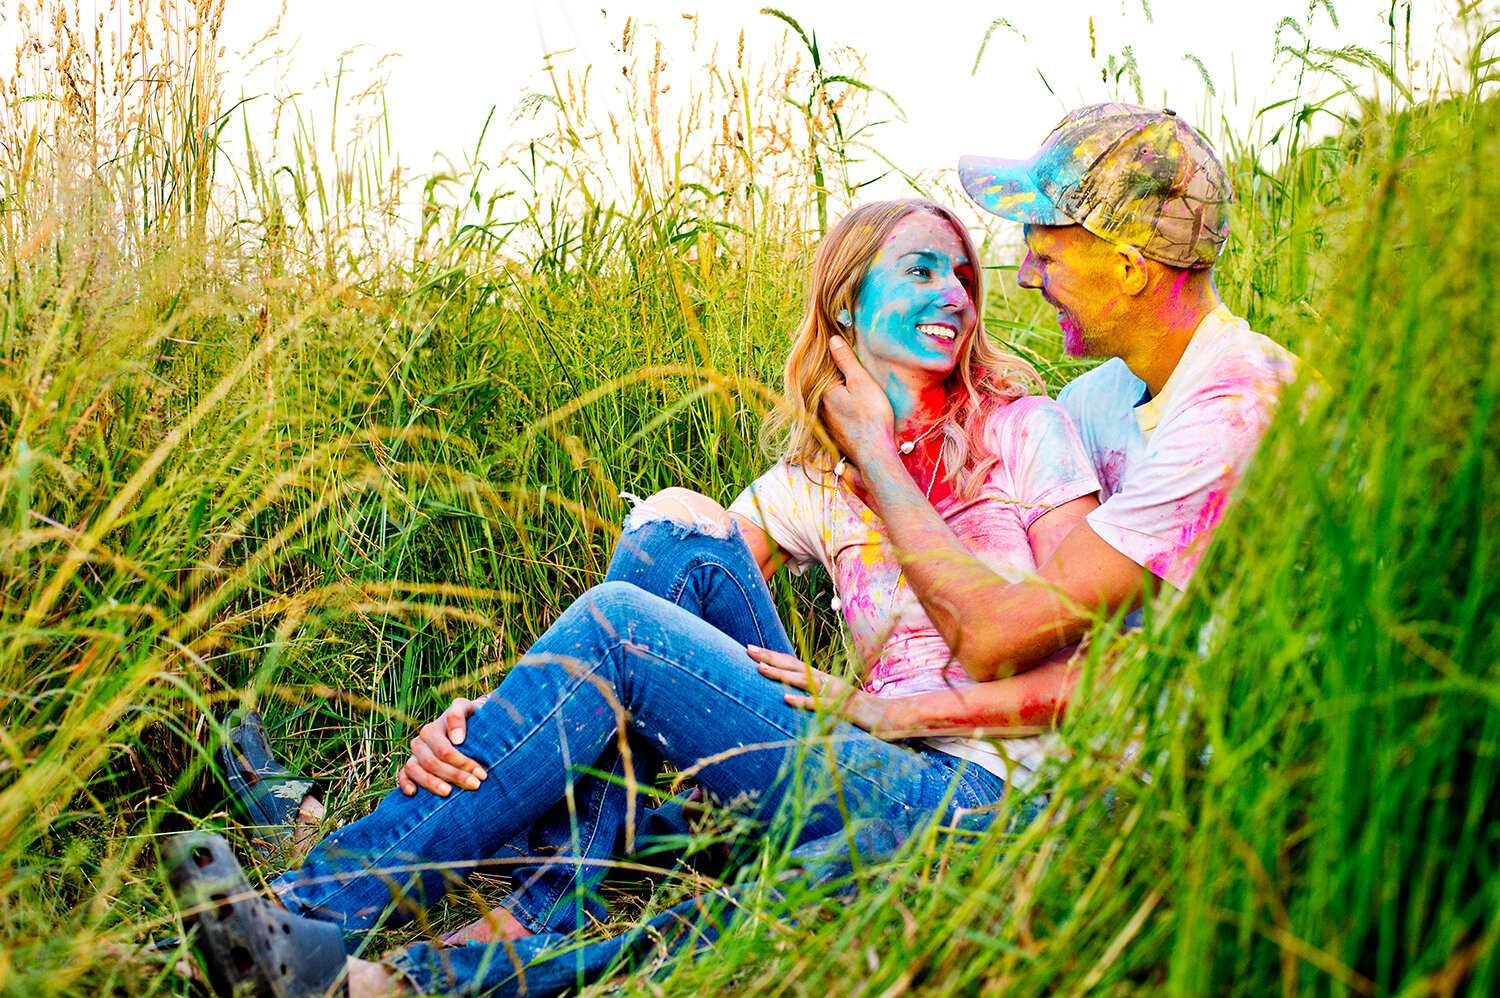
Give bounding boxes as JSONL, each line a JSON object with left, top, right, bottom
{"left": 917, "top": 324, "right": 956, "bottom": 341}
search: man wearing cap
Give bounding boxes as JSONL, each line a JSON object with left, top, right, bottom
{"left": 797, "top": 103, "right": 1297, "bottom": 719}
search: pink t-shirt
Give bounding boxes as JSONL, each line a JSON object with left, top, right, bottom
{"left": 730, "top": 395, "right": 1099, "bottom": 698}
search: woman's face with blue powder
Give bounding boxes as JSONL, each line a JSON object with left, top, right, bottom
{"left": 850, "top": 212, "right": 978, "bottom": 382}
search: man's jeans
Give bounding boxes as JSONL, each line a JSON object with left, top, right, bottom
{"left": 271, "top": 518, "right": 1007, "bottom": 996}
{"left": 386, "top": 805, "right": 1006, "bottom": 998}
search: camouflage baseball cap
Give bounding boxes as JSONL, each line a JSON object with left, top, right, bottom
{"left": 958, "top": 103, "right": 1231, "bottom": 269}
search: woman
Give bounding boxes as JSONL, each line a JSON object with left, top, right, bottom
{"left": 410, "top": 197, "right": 1102, "bottom": 947}
{"left": 168, "top": 200, "right": 1100, "bottom": 998}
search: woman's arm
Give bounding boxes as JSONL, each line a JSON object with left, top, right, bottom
{"left": 748, "top": 643, "right": 1083, "bottom": 738}
{"left": 730, "top": 512, "right": 784, "bottom": 583}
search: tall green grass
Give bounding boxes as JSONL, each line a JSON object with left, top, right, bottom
{"left": 0, "top": 2, "right": 1496, "bottom": 995}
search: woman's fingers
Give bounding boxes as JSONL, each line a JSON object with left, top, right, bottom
{"left": 395, "top": 699, "right": 490, "bottom": 797}
{"left": 400, "top": 752, "right": 453, "bottom": 797}
{"left": 748, "top": 640, "right": 890, "bottom": 736}
{"left": 745, "top": 644, "right": 802, "bottom": 670}
{"left": 400, "top": 738, "right": 480, "bottom": 797}
{"left": 748, "top": 645, "right": 823, "bottom": 695}
{"left": 401, "top": 755, "right": 464, "bottom": 796}
{"left": 784, "top": 693, "right": 816, "bottom": 712}
{"left": 417, "top": 721, "right": 487, "bottom": 779}
{"left": 756, "top": 659, "right": 812, "bottom": 691}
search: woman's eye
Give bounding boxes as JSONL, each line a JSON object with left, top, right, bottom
{"left": 908, "top": 266, "right": 931, "bottom": 279}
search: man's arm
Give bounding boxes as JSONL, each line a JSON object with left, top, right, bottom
{"left": 821, "top": 335, "right": 1148, "bottom": 682}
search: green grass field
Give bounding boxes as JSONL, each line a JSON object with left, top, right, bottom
{"left": 0, "top": 2, "right": 1497, "bottom": 995}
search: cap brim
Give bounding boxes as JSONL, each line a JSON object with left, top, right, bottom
{"left": 958, "top": 154, "right": 1073, "bottom": 224}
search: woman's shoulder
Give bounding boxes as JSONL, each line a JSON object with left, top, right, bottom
{"left": 742, "top": 459, "right": 840, "bottom": 500}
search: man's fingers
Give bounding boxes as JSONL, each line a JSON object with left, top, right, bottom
{"left": 446, "top": 696, "right": 476, "bottom": 745}
{"left": 411, "top": 740, "right": 481, "bottom": 792}
{"left": 827, "top": 335, "right": 866, "bottom": 381}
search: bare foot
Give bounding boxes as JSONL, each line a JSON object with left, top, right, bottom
{"left": 346, "top": 956, "right": 411, "bottom": 997}
{"left": 441, "top": 905, "right": 533, "bottom": 945}
{"left": 288, "top": 793, "right": 325, "bottom": 864}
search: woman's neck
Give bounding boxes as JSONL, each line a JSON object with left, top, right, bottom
{"left": 865, "top": 357, "right": 948, "bottom": 431}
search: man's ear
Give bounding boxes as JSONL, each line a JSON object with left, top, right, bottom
{"left": 1114, "top": 243, "right": 1149, "bottom": 295}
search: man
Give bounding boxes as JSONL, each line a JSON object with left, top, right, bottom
{"left": 775, "top": 103, "right": 1297, "bottom": 721}
{"left": 413, "top": 102, "right": 1298, "bottom": 968}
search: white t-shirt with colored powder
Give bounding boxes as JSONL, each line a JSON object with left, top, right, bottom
{"left": 730, "top": 395, "right": 1100, "bottom": 786}
{"left": 1058, "top": 306, "right": 1298, "bottom": 590}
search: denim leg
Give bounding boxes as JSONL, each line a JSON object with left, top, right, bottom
{"left": 506, "top": 518, "right": 795, "bottom": 933}
{"left": 605, "top": 515, "right": 795, "bottom": 654}
{"left": 385, "top": 807, "right": 1015, "bottom": 997}
{"left": 387, "top": 888, "right": 739, "bottom": 998}
{"left": 271, "top": 582, "right": 1001, "bottom": 937}
{"left": 497, "top": 739, "right": 662, "bottom": 936}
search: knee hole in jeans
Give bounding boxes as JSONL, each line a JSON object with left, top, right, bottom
{"left": 620, "top": 487, "right": 734, "bottom": 540}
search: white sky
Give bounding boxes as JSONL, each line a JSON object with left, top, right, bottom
{"left": 206, "top": 0, "right": 1477, "bottom": 182}
{"left": 2, "top": 0, "right": 1486, "bottom": 229}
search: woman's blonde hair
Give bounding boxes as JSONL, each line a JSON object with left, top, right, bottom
{"left": 763, "top": 199, "right": 1042, "bottom": 499}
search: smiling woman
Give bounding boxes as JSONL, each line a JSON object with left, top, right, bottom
{"left": 730, "top": 199, "right": 1101, "bottom": 767}
{"left": 765, "top": 200, "right": 1041, "bottom": 500}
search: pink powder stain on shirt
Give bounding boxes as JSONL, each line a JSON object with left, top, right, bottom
{"left": 1097, "top": 448, "right": 1128, "bottom": 499}
{"left": 828, "top": 487, "right": 1050, "bottom": 693}
{"left": 1148, "top": 474, "right": 1234, "bottom": 582}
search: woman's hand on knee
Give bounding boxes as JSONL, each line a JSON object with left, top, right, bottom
{"left": 397, "top": 696, "right": 489, "bottom": 797}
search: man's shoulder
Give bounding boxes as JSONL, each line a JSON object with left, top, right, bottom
{"left": 1058, "top": 359, "right": 1145, "bottom": 419}
{"left": 1195, "top": 312, "right": 1299, "bottom": 392}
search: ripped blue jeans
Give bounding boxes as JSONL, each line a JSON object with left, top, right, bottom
{"left": 271, "top": 518, "right": 1008, "bottom": 996}
{"left": 497, "top": 510, "right": 799, "bottom": 935}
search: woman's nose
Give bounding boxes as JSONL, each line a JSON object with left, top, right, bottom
{"left": 938, "top": 277, "right": 969, "bottom": 309}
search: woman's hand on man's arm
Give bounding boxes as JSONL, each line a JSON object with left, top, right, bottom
{"left": 397, "top": 695, "right": 491, "bottom": 797}
{"left": 748, "top": 644, "right": 1083, "bottom": 738}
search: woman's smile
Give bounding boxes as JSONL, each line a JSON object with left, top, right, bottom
{"left": 917, "top": 322, "right": 958, "bottom": 341}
